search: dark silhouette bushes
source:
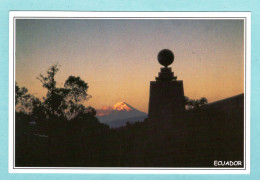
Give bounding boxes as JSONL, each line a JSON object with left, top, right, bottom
{"left": 15, "top": 65, "right": 109, "bottom": 166}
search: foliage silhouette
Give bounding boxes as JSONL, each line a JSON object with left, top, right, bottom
{"left": 15, "top": 65, "right": 110, "bottom": 166}
{"left": 36, "top": 65, "right": 92, "bottom": 119}
{"left": 184, "top": 96, "right": 208, "bottom": 110}
{"left": 15, "top": 82, "right": 41, "bottom": 114}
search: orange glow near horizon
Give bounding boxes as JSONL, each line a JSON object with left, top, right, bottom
{"left": 15, "top": 19, "right": 244, "bottom": 113}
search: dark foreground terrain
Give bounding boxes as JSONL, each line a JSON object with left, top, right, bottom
{"left": 15, "top": 94, "right": 244, "bottom": 168}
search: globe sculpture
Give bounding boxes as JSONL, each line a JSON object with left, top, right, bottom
{"left": 157, "top": 49, "right": 174, "bottom": 67}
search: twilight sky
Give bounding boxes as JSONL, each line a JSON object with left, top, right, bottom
{"left": 15, "top": 19, "right": 244, "bottom": 113}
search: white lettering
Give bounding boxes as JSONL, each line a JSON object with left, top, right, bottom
{"left": 214, "top": 160, "right": 218, "bottom": 166}
{"left": 214, "top": 160, "right": 243, "bottom": 167}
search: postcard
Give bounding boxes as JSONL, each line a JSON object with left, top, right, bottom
{"left": 9, "top": 11, "right": 251, "bottom": 174}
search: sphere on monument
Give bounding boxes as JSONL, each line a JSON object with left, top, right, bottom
{"left": 157, "top": 49, "right": 174, "bottom": 67}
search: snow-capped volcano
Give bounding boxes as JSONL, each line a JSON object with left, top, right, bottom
{"left": 113, "top": 102, "right": 132, "bottom": 111}
{"left": 96, "top": 102, "right": 147, "bottom": 128}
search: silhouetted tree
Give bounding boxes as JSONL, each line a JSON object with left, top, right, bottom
{"left": 64, "top": 76, "right": 92, "bottom": 118}
{"left": 15, "top": 82, "right": 41, "bottom": 113}
{"left": 185, "top": 96, "right": 208, "bottom": 110}
{"left": 37, "top": 65, "right": 92, "bottom": 119}
{"left": 199, "top": 97, "right": 208, "bottom": 106}
{"left": 15, "top": 64, "right": 112, "bottom": 167}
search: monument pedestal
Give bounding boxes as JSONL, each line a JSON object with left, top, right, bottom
{"left": 148, "top": 80, "right": 185, "bottom": 121}
{"left": 148, "top": 49, "right": 185, "bottom": 122}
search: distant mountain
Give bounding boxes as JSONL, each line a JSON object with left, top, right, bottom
{"left": 96, "top": 102, "right": 147, "bottom": 128}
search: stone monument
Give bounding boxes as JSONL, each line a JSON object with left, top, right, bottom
{"left": 148, "top": 49, "right": 185, "bottom": 121}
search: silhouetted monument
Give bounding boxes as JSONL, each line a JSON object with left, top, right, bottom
{"left": 148, "top": 49, "right": 185, "bottom": 121}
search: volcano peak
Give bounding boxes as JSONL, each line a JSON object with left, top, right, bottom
{"left": 113, "top": 102, "right": 132, "bottom": 111}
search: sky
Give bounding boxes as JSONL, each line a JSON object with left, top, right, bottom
{"left": 15, "top": 19, "right": 244, "bottom": 113}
